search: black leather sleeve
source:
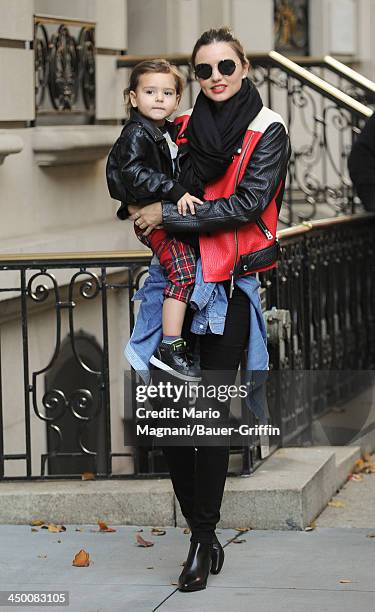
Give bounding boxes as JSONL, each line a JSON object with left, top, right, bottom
{"left": 117, "top": 125, "right": 186, "bottom": 203}
{"left": 161, "top": 122, "right": 290, "bottom": 233}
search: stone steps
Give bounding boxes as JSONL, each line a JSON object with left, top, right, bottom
{"left": 0, "top": 446, "right": 362, "bottom": 529}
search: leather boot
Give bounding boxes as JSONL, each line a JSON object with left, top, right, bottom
{"left": 178, "top": 541, "right": 213, "bottom": 592}
{"left": 210, "top": 533, "right": 224, "bottom": 574}
{"left": 184, "top": 519, "right": 224, "bottom": 575}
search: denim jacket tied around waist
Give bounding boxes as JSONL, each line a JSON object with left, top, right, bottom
{"left": 125, "top": 256, "right": 270, "bottom": 424}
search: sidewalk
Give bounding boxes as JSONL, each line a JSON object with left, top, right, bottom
{"left": 0, "top": 523, "right": 374, "bottom": 611}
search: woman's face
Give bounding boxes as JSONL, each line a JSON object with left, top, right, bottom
{"left": 194, "top": 41, "right": 249, "bottom": 103}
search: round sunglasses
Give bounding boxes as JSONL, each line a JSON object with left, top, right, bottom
{"left": 194, "top": 58, "right": 240, "bottom": 80}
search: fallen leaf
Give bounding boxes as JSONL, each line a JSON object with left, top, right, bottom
{"left": 339, "top": 579, "right": 352, "bottom": 584}
{"left": 98, "top": 521, "right": 116, "bottom": 533}
{"left": 72, "top": 549, "right": 90, "bottom": 567}
{"left": 48, "top": 524, "right": 66, "bottom": 533}
{"left": 183, "top": 528, "right": 190, "bottom": 535}
{"left": 362, "top": 450, "right": 371, "bottom": 462}
{"left": 75, "top": 528, "right": 84, "bottom": 532}
{"left": 31, "top": 528, "right": 38, "bottom": 532}
{"left": 136, "top": 533, "right": 154, "bottom": 547}
{"left": 37, "top": 554, "right": 47, "bottom": 558}
{"left": 328, "top": 500, "right": 345, "bottom": 508}
{"left": 309, "top": 520, "right": 317, "bottom": 529}
{"left": 30, "top": 520, "right": 45, "bottom": 527}
{"left": 232, "top": 538, "right": 246, "bottom": 543}
{"left": 81, "top": 472, "right": 96, "bottom": 481}
{"left": 151, "top": 528, "right": 166, "bottom": 536}
{"left": 353, "top": 457, "right": 375, "bottom": 474}
{"left": 146, "top": 566, "right": 154, "bottom": 569}
{"left": 349, "top": 473, "right": 364, "bottom": 482}
{"left": 98, "top": 520, "right": 108, "bottom": 530}
{"left": 353, "top": 459, "right": 365, "bottom": 473}
{"left": 235, "top": 527, "right": 251, "bottom": 532}
{"left": 171, "top": 582, "right": 178, "bottom": 586}
{"left": 366, "top": 533, "right": 375, "bottom": 538}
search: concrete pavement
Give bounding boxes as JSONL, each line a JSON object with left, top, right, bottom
{"left": 0, "top": 523, "right": 374, "bottom": 611}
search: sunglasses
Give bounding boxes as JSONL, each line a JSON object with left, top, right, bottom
{"left": 194, "top": 59, "right": 240, "bottom": 80}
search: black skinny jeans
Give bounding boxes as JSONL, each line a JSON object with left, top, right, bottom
{"left": 161, "top": 283, "right": 250, "bottom": 544}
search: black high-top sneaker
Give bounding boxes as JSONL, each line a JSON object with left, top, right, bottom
{"left": 150, "top": 339, "right": 201, "bottom": 381}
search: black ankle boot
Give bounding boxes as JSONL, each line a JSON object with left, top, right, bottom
{"left": 211, "top": 533, "right": 224, "bottom": 575}
{"left": 178, "top": 541, "right": 213, "bottom": 592}
{"left": 184, "top": 520, "right": 224, "bottom": 575}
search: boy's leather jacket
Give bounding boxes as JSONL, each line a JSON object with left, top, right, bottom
{"left": 106, "top": 108, "right": 186, "bottom": 220}
{"left": 162, "top": 106, "right": 291, "bottom": 284}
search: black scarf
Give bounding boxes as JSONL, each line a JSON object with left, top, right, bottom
{"left": 179, "top": 77, "right": 263, "bottom": 198}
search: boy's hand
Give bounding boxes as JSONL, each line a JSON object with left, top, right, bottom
{"left": 177, "top": 193, "right": 203, "bottom": 216}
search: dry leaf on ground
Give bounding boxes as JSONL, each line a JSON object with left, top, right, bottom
{"left": 151, "top": 528, "right": 166, "bottom": 536}
{"left": 232, "top": 538, "right": 246, "bottom": 543}
{"left": 366, "top": 533, "right": 375, "bottom": 538}
{"left": 304, "top": 520, "right": 317, "bottom": 531}
{"left": 339, "top": 579, "right": 352, "bottom": 584}
{"left": 30, "top": 520, "right": 45, "bottom": 527}
{"left": 72, "top": 549, "right": 90, "bottom": 567}
{"left": 183, "top": 528, "right": 190, "bottom": 535}
{"left": 48, "top": 524, "right": 66, "bottom": 533}
{"left": 353, "top": 457, "right": 375, "bottom": 474}
{"left": 136, "top": 534, "right": 154, "bottom": 547}
{"left": 37, "top": 554, "right": 47, "bottom": 558}
{"left": 81, "top": 472, "right": 96, "bottom": 481}
{"left": 97, "top": 521, "right": 116, "bottom": 533}
{"left": 348, "top": 473, "right": 364, "bottom": 482}
{"left": 235, "top": 527, "right": 251, "bottom": 532}
{"left": 328, "top": 500, "right": 345, "bottom": 508}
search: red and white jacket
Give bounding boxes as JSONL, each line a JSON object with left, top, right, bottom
{"left": 161, "top": 106, "right": 290, "bottom": 286}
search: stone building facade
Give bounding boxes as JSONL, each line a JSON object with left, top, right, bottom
{"left": 0, "top": 0, "right": 374, "bottom": 477}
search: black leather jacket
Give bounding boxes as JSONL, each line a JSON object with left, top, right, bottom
{"left": 161, "top": 121, "right": 291, "bottom": 234}
{"left": 106, "top": 109, "right": 186, "bottom": 220}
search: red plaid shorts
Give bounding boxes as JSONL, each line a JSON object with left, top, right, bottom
{"left": 135, "top": 224, "right": 196, "bottom": 303}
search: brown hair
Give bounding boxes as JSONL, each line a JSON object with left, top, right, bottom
{"left": 123, "top": 59, "right": 185, "bottom": 115}
{"left": 191, "top": 27, "right": 248, "bottom": 68}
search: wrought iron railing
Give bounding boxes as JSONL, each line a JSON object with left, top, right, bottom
{"left": 263, "top": 213, "right": 375, "bottom": 445}
{"left": 295, "top": 55, "right": 375, "bottom": 107}
{"left": 117, "top": 51, "right": 373, "bottom": 225}
{"left": 34, "top": 15, "right": 96, "bottom": 123}
{"left": 0, "top": 214, "right": 373, "bottom": 480}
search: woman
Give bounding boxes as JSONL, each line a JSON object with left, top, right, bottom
{"left": 128, "top": 27, "right": 290, "bottom": 592}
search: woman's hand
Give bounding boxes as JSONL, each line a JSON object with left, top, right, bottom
{"left": 129, "top": 202, "right": 163, "bottom": 236}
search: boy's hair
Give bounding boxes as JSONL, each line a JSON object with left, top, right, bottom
{"left": 191, "top": 26, "right": 248, "bottom": 68}
{"left": 123, "top": 59, "right": 185, "bottom": 115}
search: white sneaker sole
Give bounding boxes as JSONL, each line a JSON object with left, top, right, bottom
{"left": 149, "top": 354, "right": 202, "bottom": 382}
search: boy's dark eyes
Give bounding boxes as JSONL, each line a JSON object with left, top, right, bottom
{"left": 144, "top": 89, "right": 174, "bottom": 95}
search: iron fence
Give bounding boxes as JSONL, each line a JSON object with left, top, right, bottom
{"left": 0, "top": 214, "right": 374, "bottom": 481}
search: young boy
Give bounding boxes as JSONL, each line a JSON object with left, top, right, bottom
{"left": 106, "top": 59, "right": 202, "bottom": 381}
